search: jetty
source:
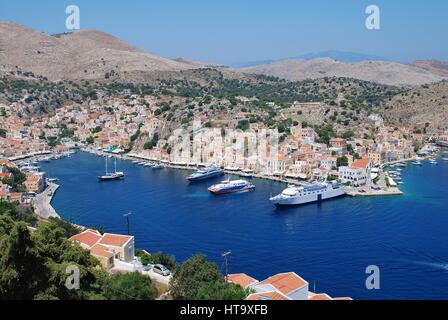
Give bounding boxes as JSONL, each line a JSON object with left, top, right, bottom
{"left": 346, "top": 187, "right": 403, "bottom": 197}
{"left": 32, "top": 182, "right": 60, "bottom": 219}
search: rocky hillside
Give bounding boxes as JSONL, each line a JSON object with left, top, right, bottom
{"left": 241, "top": 58, "right": 445, "bottom": 87}
{"left": 0, "top": 22, "right": 197, "bottom": 82}
{"left": 410, "top": 60, "right": 448, "bottom": 77}
{"left": 383, "top": 81, "right": 448, "bottom": 130}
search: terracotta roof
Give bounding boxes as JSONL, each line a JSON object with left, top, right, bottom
{"left": 228, "top": 273, "right": 258, "bottom": 288}
{"left": 351, "top": 158, "right": 370, "bottom": 170}
{"left": 69, "top": 229, "right": 102, "bottom": 248}
{"left": 258, "top": 272, "right": 308, "bottom": 296}
{"left": 98, "top": 233, "right": 133, "bottom": 247}
{"left": 247, "top": 291, "right": 290, "bottom": 301}
{"left": 90, "top": 244, "right": 114, "bottom": 258}
{"left": 309, "top": 293, "right": 333, "bottom": 300}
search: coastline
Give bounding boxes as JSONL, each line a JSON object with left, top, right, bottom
{"left": 32, "top": 182, "right": 60, "bottom": 220}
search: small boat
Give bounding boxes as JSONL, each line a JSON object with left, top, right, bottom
{"left": 208, "top": 179, "right": 255, "bottom": 195}
{"left": 152, "top": 164, "right": 163, "bottom": 169}
{"left": 98, "top": 157, "right": 125, "bottom": 181}
{"left": 47, "top": 178, "right": 59, "bottom": 182}
{"left": 238, "top": 169, "right": 254, "bottom": 178}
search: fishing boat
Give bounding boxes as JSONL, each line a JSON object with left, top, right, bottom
{"left": 98, "top": 157, "right": 125, "bottom": 181}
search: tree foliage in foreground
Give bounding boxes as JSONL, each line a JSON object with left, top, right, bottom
{"left": 170, "top": 255, "right": 247, "bottom": 300}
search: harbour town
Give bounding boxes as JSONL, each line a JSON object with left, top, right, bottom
{"left": 1, "top": 5, "right": 448, "bottom": 302}
{"left": 1, "top": 94, "right": 448, "bottom": 299}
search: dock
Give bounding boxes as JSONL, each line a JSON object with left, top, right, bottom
{"left": 346, "top": 187, "right": 403, "bottom": 197}
{"left": 32, "top": 182, "right": 61, "bottom": 219}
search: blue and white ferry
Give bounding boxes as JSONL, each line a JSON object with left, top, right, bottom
{"left": 208, "top": 179, "right": 255, "bottom": 195}
{"left": 269, "top": 182, "right": 346, "bottom": 206}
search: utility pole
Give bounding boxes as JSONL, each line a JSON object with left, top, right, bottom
{"left": 123, "top": 212, "right": 132, "bottom": 236}
{"left": 222, "top": 251, "right": 231, "bottom": 283}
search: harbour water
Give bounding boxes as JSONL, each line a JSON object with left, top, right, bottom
{"left": 40, "top": 151, "right": 448, "bottom": 300}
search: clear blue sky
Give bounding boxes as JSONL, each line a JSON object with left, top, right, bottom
{"left": 1, "top": 0, "right": 447, "bottom": 65}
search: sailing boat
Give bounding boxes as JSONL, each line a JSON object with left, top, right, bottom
{"left": 98, "top": 157, "right": 125, "bottom": 181}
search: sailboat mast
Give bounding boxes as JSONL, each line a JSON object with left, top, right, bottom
{"left": 115, "top": 157, "right": 117, "bottom": 174}
{"left": 105, "top": 157, "right": 108, "bottom": 175}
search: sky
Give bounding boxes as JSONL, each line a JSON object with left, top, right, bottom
{"left": 0, "top": 0, "right": 447, "bottom": 65}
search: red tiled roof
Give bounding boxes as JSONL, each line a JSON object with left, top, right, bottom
{"left": 98, "top": 233, "right": 133, "bottom": 247}
{"left": 258, "top": 272, "right": 308, "bottom": 296}
{"left": 309, "top": 293, "right": 333, "bottom": 300}
{"left": 69, "top": 229, "right": 102, "bottom": 248}
{"left": 90, "top": 244, "right": 114, "bottom": 258}
{"left": 228, "top": 274, "right": 258, "bottom": 288}
{"left": 351, "top": 158, "right": 370, "bottom": 170}
{"left": 247, "top": 291, "right": 290, "bottom": 301}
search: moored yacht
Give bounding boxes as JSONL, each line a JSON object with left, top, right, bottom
{"left": 98, "top": 157, "right": 125, "bottom": 181}
{"left": 208, "top": 179, "right": 255, "bottom": 195}
{"left": 187, "top": 166, "right": 224, "bottom": 182}
{"left": 269, "top": 182, "right": 346, "bottom": 206}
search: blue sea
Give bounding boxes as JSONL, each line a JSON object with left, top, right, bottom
{"left": 40, "top": 151, "right": 448, "bottom": 300}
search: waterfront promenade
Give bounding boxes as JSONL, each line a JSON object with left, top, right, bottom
{"left": 33, "top": 182, "right": 60, "bottom": 219}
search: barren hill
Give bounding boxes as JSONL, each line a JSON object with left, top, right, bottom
{"left": 0, "top": 22, "right": 197, "bottom": 81}
{"left": 241, "top": 58, "right": 445, "bottom": 87}
{"left": 383, "top": 81, "right": 448, "bottom": 130}
{"left": 410, "top": 60, "right": 448, "bottom": 77}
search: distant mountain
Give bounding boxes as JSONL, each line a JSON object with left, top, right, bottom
{"left": 410, "top": 60, "right": 448, "bottom": 77}
{"left": 295, "top": 50, "right": 388, "bottom": 63}
{"left": 232, "top": 51, "right": 388, "bottom": 68}
{"left": 0, "top": 22, "right": 198, "bottom": 82}
{"left": 241, "top": 58, "right": 445, "bottom": 87}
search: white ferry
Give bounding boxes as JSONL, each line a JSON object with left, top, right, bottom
{"left": 269, "top": 182, "right": 346, "bottom": 206}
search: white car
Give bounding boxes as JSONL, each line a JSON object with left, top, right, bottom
{"left": 152, "top": 264, "right": 171, "bottom": 276}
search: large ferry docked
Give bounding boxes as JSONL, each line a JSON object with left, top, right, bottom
{"left": 187, "top": 166, "right": 224, "bottom": 182}
{"left": 208, "top": 179, "right": 255, "bottom": 195}
{"left": 269, "top": 182, "right": 346, "bottom": 206}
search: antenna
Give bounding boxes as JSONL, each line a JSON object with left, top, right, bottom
{"left": 222, "top": 250, "right": 232, "bottom": 283}
{"left": 123, "top": 212, "right": 132, "bottom": 236}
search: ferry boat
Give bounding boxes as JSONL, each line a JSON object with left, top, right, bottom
{"left": 269, "top": 182, "right": 346, "bottom": 206}
{"left": 208, "top": 179, "right": 255, "bottom": 195}
{"left": 187, "top": 166, "right": 224, "bottom": 182}
{"left": 98, "top": 157, "right": 125, "bottom": 181}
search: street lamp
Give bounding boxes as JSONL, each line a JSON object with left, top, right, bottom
{"left": 123, "top": 212, "right": 132, "bottom": 236}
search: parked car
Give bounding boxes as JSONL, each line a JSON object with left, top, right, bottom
{"left": 152, "top": 264, "right": 171, "bottom": 276}
{"left": 143, "top": 265, "right": 153, "bottom": 272}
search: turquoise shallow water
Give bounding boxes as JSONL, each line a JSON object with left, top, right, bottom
{"left": 40, "top": 152, "right": 448, "bottom": 299}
